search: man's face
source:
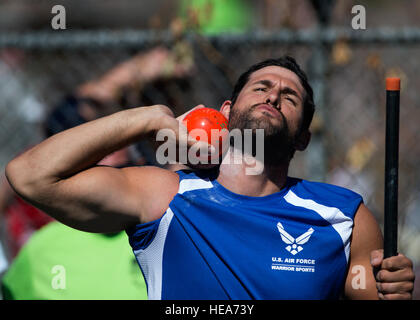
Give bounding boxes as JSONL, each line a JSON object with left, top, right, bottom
{"left": 226, "top": 66, "right": 307, "bottom": 164}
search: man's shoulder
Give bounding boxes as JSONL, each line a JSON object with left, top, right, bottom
{"left": 288, "top": 177, "right": 363, "bottom": 214}
{"left": 119, "top": 165, "right": 180, "bottom": 223}
{"left": 294, "top": 178, "right": 362, "bottom": 196}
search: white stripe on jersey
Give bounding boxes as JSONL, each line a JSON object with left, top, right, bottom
{"left": 133, "top": 178, "right": 213, "bottom": 299}
{"left": 179, "top": 178, "right": 214, "bottom": 194}
{"left": 284, "top": 190, "right": 354, "bottom": 262}
{"left": 134, "top": 209, "right": 174, "bottom": 300}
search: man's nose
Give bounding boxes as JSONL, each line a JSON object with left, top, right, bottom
{"left": 265, "top": 91, "right": 280, "bottom": 109}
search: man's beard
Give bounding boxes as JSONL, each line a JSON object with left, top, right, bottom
{"left": 228, "top": 103, "right": 296, "bottom": 166}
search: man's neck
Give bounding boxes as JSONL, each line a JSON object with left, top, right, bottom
{"left": 216, "top": 147, "right": 289, "bottom": 197}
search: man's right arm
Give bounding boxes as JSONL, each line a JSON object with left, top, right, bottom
{"left": 5, "top": 105, "right": 191, "bottom": 233}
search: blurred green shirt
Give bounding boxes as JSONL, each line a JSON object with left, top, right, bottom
{"left": 1, "top": 222, "right": 147, "bottom": 300}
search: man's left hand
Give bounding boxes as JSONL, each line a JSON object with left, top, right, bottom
{"left": 371, "top": 249, "right": 415, "bottom": 300}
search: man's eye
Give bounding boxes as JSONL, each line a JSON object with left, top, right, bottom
{"left": 286, "top": 97, "right": 296, "bottom": 105}
{"left": 254, "top": 87, "right": 266, "bottom": 92}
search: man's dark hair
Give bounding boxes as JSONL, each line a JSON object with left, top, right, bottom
{"left": 230, "top": 56, "right": 315, "bottom": 131}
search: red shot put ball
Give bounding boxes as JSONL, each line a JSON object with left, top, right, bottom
{"left": 182, "top": 107, "right": 229, "bottom": 156}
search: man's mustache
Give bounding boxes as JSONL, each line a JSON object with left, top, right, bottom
{"left": 249, "top": 103, "right": 283, "bottom": 118}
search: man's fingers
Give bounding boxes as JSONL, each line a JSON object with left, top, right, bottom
{"left": 150, "top": 105, "right": 217, "bottom": 167}
{"left": 177, "top": 104, "right": 216, "bottom": 159}
{"left": 153, "top": 104, "right": 175, "bottom": 118}
{"left": 375, "top": 253, "right": 415, "bottom": 301}
{"left": 376, "top": 267, "right": 416, "bottom": 283}
{"left": 378, "top": 292, "right": 412, "bottom": 300}
{"left": 371, "top": 250, "right": 414, "bottom": 271}
{"left": 176, "top": 104, "right": 205, "bottom": 122}
{"left": 381, "top": 253, "right": 413, "bottom": 271}
{"left": 176, "top": 124, "right": 215, "bottom": 158}
{"left": 370, "top": 249, "right": 383, "bottom": 267}
{"left": 376, "top": 281, "right": 414, "bottom": 295}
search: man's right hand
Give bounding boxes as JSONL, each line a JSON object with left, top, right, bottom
{"left": 148, "top": 104, "right": 216, "bottom": 167}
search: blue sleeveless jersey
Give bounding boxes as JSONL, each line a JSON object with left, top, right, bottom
{"left": 126, "top": 169, "right": 363, "bottom": 300}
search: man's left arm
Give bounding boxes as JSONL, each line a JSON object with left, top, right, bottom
{"left": 344, "top": 203, "right": 415, "bottom": 300}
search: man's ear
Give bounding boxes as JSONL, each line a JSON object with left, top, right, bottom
{"left": 219, "top": 100, "right": 232, "bottom": 120}
{"left": 295, "top": 130, "right": 311, "bottom": 151}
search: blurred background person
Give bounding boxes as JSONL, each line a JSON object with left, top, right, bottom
{"left": 0, "top": 45, "right": 193, "bottom": 299}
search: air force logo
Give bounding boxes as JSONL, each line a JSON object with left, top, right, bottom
{"left": 277, "top": 222, "right": 314, "bottom": 255}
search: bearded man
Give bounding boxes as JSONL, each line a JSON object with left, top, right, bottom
{"left": 6, "top": 56, "right": 415, "bottom": 300}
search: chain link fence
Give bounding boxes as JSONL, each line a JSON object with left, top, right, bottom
{"left": 0, "top": 28, "right": 420, "bottom": 275}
